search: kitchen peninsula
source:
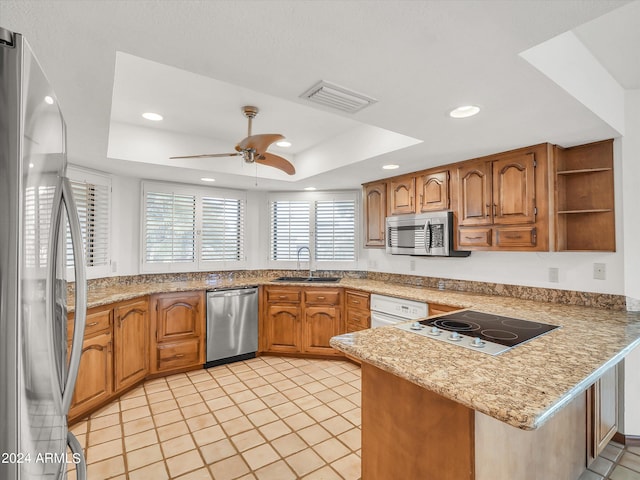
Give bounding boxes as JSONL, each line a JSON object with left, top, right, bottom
{"left": 330, "top": 290, "right": 640, "bottom": 479}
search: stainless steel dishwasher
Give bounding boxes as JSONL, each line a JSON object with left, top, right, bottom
{"left": 206, "top": 286, "right": 258, "bottom": 368}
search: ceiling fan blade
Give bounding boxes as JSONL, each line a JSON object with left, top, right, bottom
{"left": 169, "top": 152, "right": 241, "bottom": 159}
{"left": 236, "top": 134, "right": 285, "bottom": 153}
{"left": 256, "top": 152, "right": 296, "bottom": 175}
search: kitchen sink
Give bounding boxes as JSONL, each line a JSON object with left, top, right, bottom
{"left": 272, "top": 276, "right": 341, "bottom": 283}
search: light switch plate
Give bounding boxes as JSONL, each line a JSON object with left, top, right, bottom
{"left": 593, "top": 263, "right": 606, "bottom": 280}
{"left": 548, "top": 267, "right": 559, "bottom": 283}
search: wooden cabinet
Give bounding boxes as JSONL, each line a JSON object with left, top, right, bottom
{"left": 428, "top": 303, "right": 461, "bottom": 317}
{"left": 261, "top": 286, "right": 342, "bottom": 357}
{"left": 587, "top": 364, "right": 619, "bottom": 465}
{"left": 417, "top": 170, "right": 449, "bottom": 212}
{"left": 114, "top": 297, "right": 149, "bottom": 392}
{"left": 345, "top": 289, "right": 370, "bottom": 332}
{"left": 150, "top": 291, "right": 205, "bottom": 375}
{"left": 455, "top": 144, "right": 550, "bottom": 251}
{"left": 388, "top": 175, "right": 415, "bottom": 215}
{"left": 68, "top": 305, "right": 113, "bottom": 422}
{"left": 555, "top": 139, "right": 615, "bottom": 251}
{"left": 364, "top": 181, "right": 387, "bottom": 247}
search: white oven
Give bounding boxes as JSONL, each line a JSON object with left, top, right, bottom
{"left": 370, "top": 294, "right": 428, "bottom": 328}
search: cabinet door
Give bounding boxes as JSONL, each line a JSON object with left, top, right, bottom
{"left": 428, "top": 303, "right": 461, "bottom": 316}
{"left": 114, "top": 298, "right": 149, "bottom": 392}
{"left": 456, "top": 161, "right": 491, "bottom": 226}
{"left": 69, "top": 332, "right": 113, "bottom": 420}
{"left": 154, "top": 292, "right": 202, "bottom": 343}
{"left": 389, "top": 176, "right": 415, "bottom": 215}
{"left": 303, "top": 306, "right": 342, "bottom": 355}
{"left": 492, "top": 153, "right": 536, "bottom": 225}
{"left": 364, "top": 182, "right": 387, "bottom": 247}
{"left": 417, "top": 171, "right": 449, "bottom": 212}
{"left": 587, "top": 365, "right": 618, "bottom": 464}
{"left": 265, "top": 304, "right": 301, "bottom": 353}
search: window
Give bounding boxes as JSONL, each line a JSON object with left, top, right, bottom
{"left": 201, "top": 196, "right": 244, "bottom": 262}
{"left": 67, "top": 179, "right": 110, "bottom": 268}
{"left": 269, "top": 192, "right": 358, "bottom": 266}
{"left": 142, "top": 182, "right": 246, "bottom": 271}
{"left": 24, "top": 185, "right": 56, "bottom": 269}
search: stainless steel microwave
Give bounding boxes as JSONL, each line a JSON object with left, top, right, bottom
{"left": 386, "top": 211, "right": 470, "bottom": 257}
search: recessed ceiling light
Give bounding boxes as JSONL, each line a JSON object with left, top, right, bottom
{"left": 304, "top": 187, "right": 317, "bottom": 191}
{"left": 44, "top": 96, "right": 54, "bottom": 105}
{"left": 200, "top": 177, "right": 216, "bottom": 182}
{"left": 28, "top": 163, "right": 35, "bottom": 168}
{"left": 449, "top": 105, "right": 480, "bottom": 118}
{"left": 382, "top": 164, "right": 399, "bottom": 170}
{"left": 142, "top": 112, "right": 163, "bottom": 121}
{"left": 276, "top": 140, "right": 292, "bottom": 148}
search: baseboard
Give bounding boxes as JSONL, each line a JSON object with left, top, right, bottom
{"left": 613, "top": 432, "right": 640, "bottom": 447}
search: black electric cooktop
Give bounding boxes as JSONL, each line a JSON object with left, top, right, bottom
{"left": 418, "top": 310, "right": 560, "bottom": 348}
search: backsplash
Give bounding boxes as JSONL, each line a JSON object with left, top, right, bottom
{"left": 71, "top": 269, "right": 626, "bottom": 310}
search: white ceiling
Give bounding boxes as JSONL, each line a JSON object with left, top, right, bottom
{"left": 2, "top": 0, "right": 638, "bottom": 191}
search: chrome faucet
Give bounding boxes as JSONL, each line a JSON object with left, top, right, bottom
{"left": 296, "top": 246, "right": 312, "bottom": 278}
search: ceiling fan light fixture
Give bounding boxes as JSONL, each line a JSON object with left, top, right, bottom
{"left": 301, "top": 80, "right": 377, "bottom": 113}
{"left": 449, "top": 105, "right": 480, "bottom": 118}
{"left": 142, "top": 112, "right": 163, "bottom": 121}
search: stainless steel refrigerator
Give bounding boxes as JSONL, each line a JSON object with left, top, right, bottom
{"left": 1, "top": 27, "right": 88, "bottom": 480}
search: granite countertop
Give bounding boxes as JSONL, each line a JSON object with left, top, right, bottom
{"left": 69, "top": 275, "right": 640, "bottom": 431}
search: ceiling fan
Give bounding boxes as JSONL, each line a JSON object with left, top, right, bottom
{"left": 170, "top": 105, "right": 295, "bottom": 175}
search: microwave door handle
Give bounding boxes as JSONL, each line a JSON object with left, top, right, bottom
{"left": 424, "top": 220, "right": 431, "bottom": 253}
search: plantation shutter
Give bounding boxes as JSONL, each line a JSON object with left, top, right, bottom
{"left": 24, "top": 185, "right": 56, "bottom": 268}
{"left": 145, "top": 191, "right": 196, "bottom": 263}
{"left": 315, "top": 199, "right": 356, "bottom": 261}
{"left": 67, "top": 180, "right": 110, "bottom": 267}
{"left": 270, "top": 200, "right": 311, "bottom": 260}
{"left": 201, "top": 196, "right": 244, "bottom": 261}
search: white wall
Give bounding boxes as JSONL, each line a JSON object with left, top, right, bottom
{"left": 621, "top": 90, "right": 640, "bottom": 436}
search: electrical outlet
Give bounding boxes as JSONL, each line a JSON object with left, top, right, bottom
{"left": 548, "top": 267, "right": 559, "bottom": 283}
{"left": 409, "top": 259, "right": 416, "bottom": 271}
{"left": 593, "top": 263, "right": 606, "bottom": 280}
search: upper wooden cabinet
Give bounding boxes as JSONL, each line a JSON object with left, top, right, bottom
{"left": 454, "top": 144, "right": 550, "bottom": 251}
{"left": 388, "top": 175, "right": 415, "bottom": 215}
{"left": 363, "top": 181, "right": 387, "bottom": 247}
{"left": 417, "top": 170, "right": 449, "bottom": 212}
{"left": 555, "top": 139, "right": 615, "bottom": 251}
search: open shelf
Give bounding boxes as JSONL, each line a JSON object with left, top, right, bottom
{"left": 554, "top": 140, "right": 615, "bottom": 252}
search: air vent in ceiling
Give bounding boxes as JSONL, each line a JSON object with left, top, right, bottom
{"left": 300, "top": 80, "right": 377, "bottom": 113}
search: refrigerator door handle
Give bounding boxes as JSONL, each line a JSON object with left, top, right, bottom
{"left": 67, "top": 431, "right": 87, "bottom": 480}
{"left": 61, "top": 177, "right": 87, "bottom": 413}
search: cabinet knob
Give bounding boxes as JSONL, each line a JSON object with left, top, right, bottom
{"left": 317, "top": 296, "right": 325, "bottom": 300}
{"left": 174, "top": 354, "right": 184, "bottom": 359}
{"left": 87, "top": 321, "right": 99, "bottom": 327}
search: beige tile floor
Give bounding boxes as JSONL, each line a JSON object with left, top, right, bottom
{"left": 67, "top": 356, "right": 362, "bottom": 480}
{"left": 579, "top": 441, "right": 640, "bottom": 480}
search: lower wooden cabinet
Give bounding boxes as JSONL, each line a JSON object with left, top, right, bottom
{"left": 150, "top": 291, "right": 205, "bottom": 374}
{"left": 114, "top": 297, "right": 149, "bottom": 391}
{"left": 261, "top": 286, "right": 342, "bottom": 357}
{"left": 587, "top": 364, "right": 619, "bottom": 465}
{"left": 345, "top": 289, "right": 370, "bottom": 332}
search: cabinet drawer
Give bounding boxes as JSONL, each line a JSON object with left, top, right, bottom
{"left": 346, "top": 321, "right": 368, "bottom": 333}
{"left": 304, "top": 289, "right": 341, "bottom": 305}
{"left": 458, "top": 227, "right": 492, "bottom": 247}
{"left": 346, "top": 291, "right": 370, "bottom": 311}
{"left": 157, "top": 339, "right": 201, "bottom": 371}
{"left": 68, "top": 307, "right": 112, "bottom": 340}
{"left": 495, "top": 226, "right": 537, "bottom": 247}
{"left": 265, "top": 288, "right": 301, "bottom": 303}
{"left": 346, "top": 308, "right": 370, "bottom": 329}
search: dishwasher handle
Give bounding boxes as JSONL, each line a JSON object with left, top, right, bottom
{"left": 208, "top": 288, "right": 257, "bottom": 298}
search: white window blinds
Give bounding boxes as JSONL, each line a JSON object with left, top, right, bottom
{"left": 269, "top": 194, "right": 357, "bottom": 264}
{"left": 24, "top": 185, "right": 56, "bottom": 268}
{"left": 270, "top": 201, "right": 311, "bottom": 261}
{"left": 144, "top": 191, "right": 196, "bottom": 264}
{"left": 67, "top": 180, "right": 110, "bottom": 267}
{"left": 315, "top": 199, "right": 356, "bottom": 261}
{"left": 201, "top": 196, "right": 244, "bottom": 261}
